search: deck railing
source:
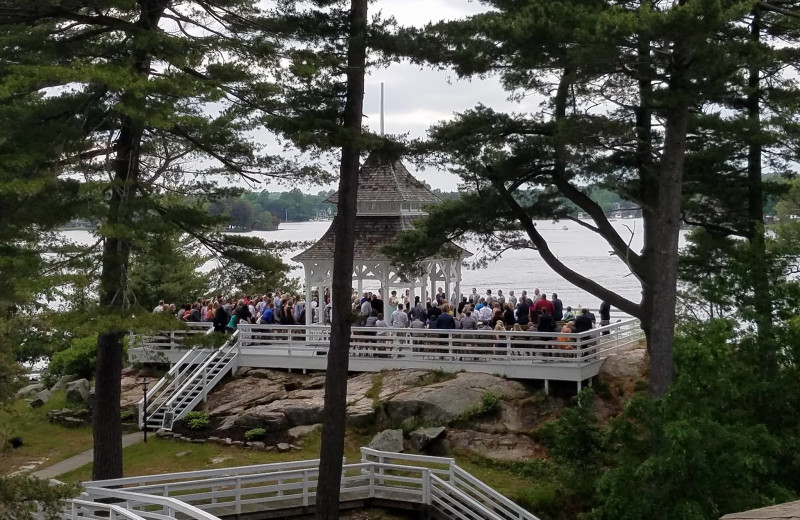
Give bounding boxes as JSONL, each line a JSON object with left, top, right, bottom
{"left": 236, "top": 318, "right": 642, "bottom": 366}
{"left": 77, "top": 448, "right": 539, "bottom": 520}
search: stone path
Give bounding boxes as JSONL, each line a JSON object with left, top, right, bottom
{"left": 31, "top": 432, "right": 144, "bottom": 480}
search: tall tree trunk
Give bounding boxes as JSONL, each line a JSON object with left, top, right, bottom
{"left": 642, "top": 32, "right": 694, "bottom": 396}
{"left": 92, "top": 116, "right": 142, "bottom": 481}
{"left": 315, "top": 0, "right": 367, "bottom": 518}
{"left": 91, "top": 0, "right": 167, "bottom": 480}
{"left": 746, "top": 8, "right": 775, "bottom": 375}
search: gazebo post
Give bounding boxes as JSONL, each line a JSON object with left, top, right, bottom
{"left": 429, "top": 262, "right": 436, "bottom": 306}
{"left": 304, "top": 266, "right": 313, "bottom": 326}
{"left": 455, "top": 261, "right": 462, "bottom": 307}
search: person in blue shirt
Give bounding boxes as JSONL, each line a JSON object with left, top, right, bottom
{"left": 260, "top": 303, "right": 275, "bottom": 324}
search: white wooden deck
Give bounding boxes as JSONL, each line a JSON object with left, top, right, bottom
{"left": 129, "top": 319, "right": 644, "bottom": 390}
{"left": 51, "top": 448, "right": 539, "bottom": 520}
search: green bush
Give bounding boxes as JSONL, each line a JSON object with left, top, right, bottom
{"left": 515, "top": 484, "right": 560, "bottom": 515}
{"left": 481, "top": 391, "right": 501, "bottom": 415}
{"left": 120, "top": 409, "right": 136, "bottom": 422}
{"left": 48, "top": 336, "right": 97, "bottom": 380}
{"left": 183, "top": 411, "right": 210, "bottom": 430}
{"left": 245, "top": 428, "right": 266, "bottom": 441}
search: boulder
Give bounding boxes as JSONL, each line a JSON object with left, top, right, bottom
{"left": 51, "top": 375, "right": 78, "bottom": 392}
{"left": 383, "top": 373, "right": 527, "bottom": 425}
{"left": 276, "top": 443, "right": 291, "bottom": 453}
{"left": 287, "top": 424, "right": 322, "bottom": 441}
{"left": 66, "top": 379, "right": 91, "bottom": 404}
{"left": 410, "top": 427, "right": 446, "bottom": 452}
{"left": 599, "top": 348, "right": 647, "bottom": 380}
{"left": 62, "top": 417, "right": 85, "bottom": 428}
{"left": 232, "top": 408, "right": 289, "bottom": 430}
{"left": 302, "top": 375, "right": 326, "bottom": 389}
{"left": 368, "top": 429, "right": 404, "bottom": 453}
{"left": 261, "top": 398, "right": 325, "bottom": 426}
{"left": 250, "top": 441, "right": 266, "bottom": 451}
{"left": 205, "top": 376, "right": 290, "bottom": 416}
{"left": 447, "top": 430, "right": 544, "bottom": 462}
{"left": 16, "top": 383, "right": 44, "bottom": 399}
{"left": 29, "top": 389, "right": 51, "bottom": 408}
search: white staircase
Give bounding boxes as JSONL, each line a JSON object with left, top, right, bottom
{"left": 139, "top": 330, "right": 239, "bottom": 431}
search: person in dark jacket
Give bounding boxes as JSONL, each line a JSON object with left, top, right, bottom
{"left": 435, "top": 312, "right": 456, "bottom": 329}
{"left": 212, "top": 303, "right": 228, "bottom": 333}
{"left": 516, "top": 300, "right": 530, "bottom": 326}
{"left": 573, "top": 309, "right": 594, "bottom": 334}
{"left": 551, "top": 293, "right": 564, "bottom": 322}
{"left": 537, "top": 308, "right": 557, "bottom": 333}
{"left": 599, "top": 301, "right": 611, "bottom": 335}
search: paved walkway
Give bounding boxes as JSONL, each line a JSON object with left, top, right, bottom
{"left": 31, "top": 432, "right": 144, "bottom": 480}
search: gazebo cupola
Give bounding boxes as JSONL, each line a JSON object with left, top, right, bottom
{"left": 292, "top": 153, "right": 469, "bottom": 324}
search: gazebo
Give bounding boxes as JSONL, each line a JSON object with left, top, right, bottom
{"left": 292, "top": 154, "right": 470, "bottom": 325}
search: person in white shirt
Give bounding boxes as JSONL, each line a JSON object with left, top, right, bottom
{"left": 479, "top": 304, "right": 493, "bottom": 323}
{"left": 391, "top": 304, "right": 409, "bottom": 328}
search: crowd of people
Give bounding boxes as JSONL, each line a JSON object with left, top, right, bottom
{"left": 152, "top": 287, "right": 613, "bottom": 341}
{"left": 152, "top": 292, "right": 327, "bottom": 333}
{"left": 353, "top": 287, "right": 612, "bottom": 339}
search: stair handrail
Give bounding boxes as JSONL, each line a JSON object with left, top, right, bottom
{"left": 64, "top": 499, "right": 149, "bottom": 520}
{"left": 160, "top": 330, "right": 239, "bottom": 423}
{"left": 83, "top": 487, "right": 221, "bottom": 520}
{"left": 137, "top": 327, "right": 216, "bottom": 427}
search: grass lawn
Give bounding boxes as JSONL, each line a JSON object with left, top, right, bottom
{"left": 3, "top": 397, "right": 538, "bottom": 512}
{"left": 60, "top": 428, "right": 374, "bottom": 483}
{"left": 0, "top": 391, "right": 94, "bottom": 476}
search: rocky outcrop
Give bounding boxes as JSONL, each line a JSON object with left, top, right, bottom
{"left": 381, "top": 373, "right": 528, "bottom": 425}
{"left": 447, "top": 430, "right": 544, "bottom": 461}
{"left": 29, "top": 389, "right": 51, "bottom": 408}
{"left": 204, "top": 369, "right": 530, "bottom": 445}
{"left": 66, "top": 379, "right": 91, "bottom": 404}
{"left": 410, "top": 427, "right": 446, "bottom": 451}
{"left": 368, "top": 429, "right": 404, "bottom": 453}
{"left": 51, "top": 375, "right": 78, "bottom": 392}
{"left": 205, "top": 372, "right": 296, "bottom": 416}
{"left": 599, "top": 348, "right": 647, "bottom": 380}
{"left": 48, "top": 408, "right": 90, "bottom": 427}
{"left": 16, "top": 383, "right": 44, "bottom": 399}
{"left": 233, "top": 408, "right": 289, "bottom": 430}
{"left": 302, "top": 375, "right": 326, "bottom": 389}
{"left": 288, "top": 424, "right": 322, "bottom": 441}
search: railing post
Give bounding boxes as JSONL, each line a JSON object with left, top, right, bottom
{"left": 422, "top": 469, "right": 431, "bottom": 505}
{"left": 235, "top": 477, "right": 242, "bottom": 515}
{"left": 302, "top": 470, "right": 309, "bottom": 506}
{"left": 369, "top": 463, "right": 376, "bottom": 497}
{"left": 378, "top": 455, "right": 384, "bottom": 485}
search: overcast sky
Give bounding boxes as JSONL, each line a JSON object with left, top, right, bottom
{"left": 260, "top": 0, "right": 524, "bottom": 192}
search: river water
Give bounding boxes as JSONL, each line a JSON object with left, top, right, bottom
{"left": 60, "top": 218, "right": 687, "bottom": 311}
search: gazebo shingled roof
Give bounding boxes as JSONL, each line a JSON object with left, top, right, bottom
{"left": 323, "top": 154, "right": 441, "bottom": 204}
{"left": 292, "top": 216, "right": 417, "bottom": 262}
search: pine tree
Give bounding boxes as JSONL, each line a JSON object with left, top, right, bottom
{"left": 0, "top": 0, "right": 309, "bottom": 479}
{"left": 388, "top": 0, "right": 758, "bottom": 395}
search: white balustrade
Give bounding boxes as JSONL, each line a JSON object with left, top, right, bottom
{"left": 71, "top": 448, "right": 540, "bottom": 520}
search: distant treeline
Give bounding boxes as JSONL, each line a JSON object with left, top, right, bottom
{"left": 61, "top": 180, "right": 786, "bottom": 232}
{"left": 207, "top": 187, "right": 461, "bottom": 231}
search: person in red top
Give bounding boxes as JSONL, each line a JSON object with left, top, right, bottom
{"left": 533, "top": 293, "right": 555, "bottom": 315}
